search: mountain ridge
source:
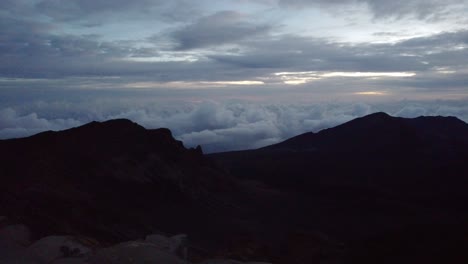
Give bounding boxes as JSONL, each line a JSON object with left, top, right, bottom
{"left": 0, "top": 119, "right": 243, "bottom": 248}
{"left": 209, "top": 112, "right": 468, "bottom": 263}
{"left": 260, "top": 112, "right": 468, "bottom": 152}
{"left": 1, "top": 113, "right": 468, "bottom": 263}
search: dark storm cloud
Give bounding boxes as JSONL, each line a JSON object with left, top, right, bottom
{"left": 278, "top": 0, "right": 463, "bottom": 20}
{"left": 168, "top": 11, "right": 272, "bottom": 50}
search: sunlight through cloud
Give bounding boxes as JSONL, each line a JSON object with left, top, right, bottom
{"left": 354, "top": 91, "right": 388, "bottom": 96}
{"left": 274, "top": 71, "right": 416, "bottom": 85}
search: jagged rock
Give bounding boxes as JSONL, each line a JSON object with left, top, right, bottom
{"left": 89, "top": 241, "right": 187, "bottom": 264}
{"left": 27, "top": 236, "right": 91, "bottom": 263}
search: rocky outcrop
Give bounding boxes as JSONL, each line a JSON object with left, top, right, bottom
{"left": 0, "top": 225, "right": 272, "bottom": 264}
{"left": 27, "top": 236, "right": 92, "bottom": 263}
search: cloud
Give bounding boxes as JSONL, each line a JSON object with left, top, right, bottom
{"left": 34, "top": 0, "right": 192, "bottom": 23}
{"left": 209, "top": 35, "right": 430, "bottom": 72}
{"left": 0, "top": 2, "right": 467, "bottom": 97}
{"left": 1, "top": 19, "right": 467, "bottom": 96}
{"left": 0, "top": 108, "right": 81, "bottom": 139}
{"left": 168, "top": 11, "right": 272, "bottom": 50}
{"left": 362, "top": 0, "right": 462, "bottom": 20}
{"left": 277, "top": 0, "right": 466, "bottom": 21}
{"left": 1, "top": 98, "right": 467, "bottom": 153}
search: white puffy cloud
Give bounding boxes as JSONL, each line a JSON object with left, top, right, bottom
{"left": 0, "top": 108, "right": 81, "bottom": 139}
{"left": 1, "top": 99, "right": 467, "bottom": 153}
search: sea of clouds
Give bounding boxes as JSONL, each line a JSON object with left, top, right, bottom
{"left": 1, "top": 99, "right": 467, "bottom": 153}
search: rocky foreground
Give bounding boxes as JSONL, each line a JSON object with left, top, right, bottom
{"left": 0, "top": 220, "right": 271, "bottom": 264}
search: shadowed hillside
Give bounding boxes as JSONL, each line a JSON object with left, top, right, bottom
{"left": 0, "top": 120, "right": 253, "bottom": 255}
{"left": 210, "top": 112, "right": 468, "bottom": 263}
{"left": 1, "top": 114, "right": 467, "bottom": 263}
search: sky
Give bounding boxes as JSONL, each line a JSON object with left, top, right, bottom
{"left": 1, "top": 0, "right": 468, "bottom": 152}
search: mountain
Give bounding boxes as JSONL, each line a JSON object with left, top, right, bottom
{"left": 210, "top": 112, "right": 468, "bottom": 263}
{"left": 0, "top": 119, "right": 251, "bottom": 254}
{"left": 1, "top": 119, "right": 332, "bottom": 263}
{"left": 211, "top": 112, "right": 468, "bottom": 196}
{"left": 267, "top": 112, "right": 468, "bottom": 152}
{"left": 1, "top": 114, "right": 467, "bottom": 263}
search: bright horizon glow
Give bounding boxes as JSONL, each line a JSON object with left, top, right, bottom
{"left": 321, "top": 72, "right": 416, "bottom": 78}
{"left": 274, "top": 71, "right": 416, "bottom": 85}
{"left": 355, "top": 91, "right": 388, "bottom": 95}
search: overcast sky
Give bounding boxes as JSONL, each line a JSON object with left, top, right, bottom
{"left": 1, "top": 0, "right": 468, "bottom": 152}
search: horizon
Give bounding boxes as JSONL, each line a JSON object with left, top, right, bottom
{"left": 2, "top": 106, "right": 467, "bottom": 153}
{"left": 1, "top": 1, "right": 468, "bottom": 152}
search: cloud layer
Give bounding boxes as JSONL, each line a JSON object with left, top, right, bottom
{"left": 2, "top": 99, "right": 467, "bottom": 153}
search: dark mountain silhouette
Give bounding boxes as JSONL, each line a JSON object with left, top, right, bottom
{"left": 0, "top": 119, "right": 255, "bottom": 256}
{"left": 212, "top": 112, "right": 468, "bottom": 196}
{"left": 1, "top": 113, "right": 467, "bottom": 263}
{"left": 210, "top": 112, "right": 468, "bottom": 263}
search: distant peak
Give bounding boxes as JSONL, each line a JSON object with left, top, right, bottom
{"left": 151, "top": 128, "right": 173, "bottom": 137}
{"left": 83, "top": 119, "right": 140, "bottom": 128}
{"left": 345, "top": 112, "right": 394, "bottom": 126}
{"left": 69, "top": 119, "right": 145, "bottom": 135}
{"left": 364, "top": 112, "right": 392, "bottom": 119}
{"left": 99, "top": 119, "right": 139, "bottom": 126}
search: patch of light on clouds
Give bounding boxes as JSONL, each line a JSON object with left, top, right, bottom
{"left": 354, "top": 91, "right": 388, "bottom": 96}
{"left": 282, "top": 78, "right": 320, "bottom": 85}
{"left": 273, "top": 71, "right": 416, "bottom": 85}
{"left": 278, "top": 2, "right": 462, "bottom": 44}
{"left": 321, "top": 72, "right": 416, "bottom": 77}
{"left": 434, "top": 67, "right": 457, "bottom": 74}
